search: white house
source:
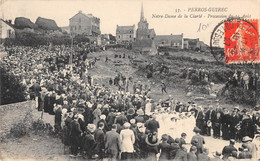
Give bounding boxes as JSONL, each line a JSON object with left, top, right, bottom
{"left": 0, "top": 19, "right": 15, "bottom": 39}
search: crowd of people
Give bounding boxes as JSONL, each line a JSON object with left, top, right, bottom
{"left": 225, "top": 70, "right": 260, "bottom": 91}
{"left": 1, "top": 44, "right": 260, "bottom": 160}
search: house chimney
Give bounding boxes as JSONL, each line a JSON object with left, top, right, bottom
{"left": 8, "top": 20, "right": 12, "bottom": 24}
{"left": 79, "top": 10, "right": 82, "bottom": 13}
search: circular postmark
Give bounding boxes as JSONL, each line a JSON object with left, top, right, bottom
{"left": 210, "top": 17, "right": 259, "bottom": 64}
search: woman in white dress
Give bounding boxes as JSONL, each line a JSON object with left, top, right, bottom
{"left": 120, "top": 122, "right": 135, "bottom": 160}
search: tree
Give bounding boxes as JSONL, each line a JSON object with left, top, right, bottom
{"left": 0, "top": 66, "right": 26, "bottom": 105}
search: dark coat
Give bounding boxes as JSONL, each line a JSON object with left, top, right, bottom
{"left": 135, "top": 115, "right": 145, "bottom": 123}
{"left": 241, "top": 118, "right": 256, "bottom": 138}
{"left": 106, "top": 112, "right": 116, "bottom": 127}
{"left": 222, "top": 145, "right": 237, "bottom": 160}
{"left": 191, "top": 134, "right": 205, "bottom": 154}
{"left": 170, "top": 143, "right": 180, "bottom": 159}
{"left": 174, "top": 149, "right": 187, "bottom": 161}
{"left": 94, "top": 128, "right": 105, "bottom": 154}
{"left": 158, "top": 142, "right": 171, "bottom": 160}
{"left": 145, "top": 119, "right": 160, "bottom": 133}
{"left": 238, "top": 151, "right": 252, "bottom": 159}
{"left": 70, "top": 120, "right": 82, "bottom": 147}
{"left": 105, "top": 130, "right": 121, "bottom": 157}
{"left": 83, "top": 107, "right": 93, "bottom": 125}
{"left": 187, "top": 152, "right": 197, "bottom": 161}
{"left": 115, "top": 115, "right": 128, "bottom": 126}
{"left": 97, "top": 119, "right": 110, "bottom": 132}
{"left": 82, "top": 131, "right": 96, "bottom": 158}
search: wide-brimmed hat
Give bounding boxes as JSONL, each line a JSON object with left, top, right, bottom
{"left": 87, "top": 124, "right": 96, "bottom": 133}
{"left": 233, "top": 106, "right": 240, "bottom": 111}
{"left": 100, "top": 114, "right": 106, "bottom": 120}
{"left": 103, "top": 104, "right": 109, "bottom": 109}
{"left": 193, "top": 127, "right": 201, "bottom": 133}
{"left": 242, "top": 136, "right": 252, "bottom": 142}
{"left": 123, "top": 122, "right": 131, "bottom": 128}
{"left": 127, "top": 108, "right": 135, "bottom": 115}
{"left": 145, "top": 132, "right": 159, "bottom": 146}
{"left": 136, "top": 109, "right": 144, "bottom": 115}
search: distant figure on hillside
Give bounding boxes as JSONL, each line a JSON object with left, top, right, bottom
{"left": 161, "top": 81, "right": 167, "bottom": 94}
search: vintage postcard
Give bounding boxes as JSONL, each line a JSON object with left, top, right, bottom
{"left": 0, "top": 0, "right": 259, "bottom": 160}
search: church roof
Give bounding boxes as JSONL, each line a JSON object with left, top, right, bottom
{"left": 116, "top": 25, "right": 135, "bottom": 34}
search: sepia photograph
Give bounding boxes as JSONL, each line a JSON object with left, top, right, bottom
{"left": 0, "top": 0, "right": 260, "bottom": 160}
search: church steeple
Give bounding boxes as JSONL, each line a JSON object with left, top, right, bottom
{"left": 140, "top": 2, "right": 144, "bottom": 21}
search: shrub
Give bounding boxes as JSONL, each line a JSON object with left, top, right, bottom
{"left": 225, "top": 87, "right": 258, "bottom": 106}
{"left": 10, "top": 122, "right": 28, "bottom": 138}
{"left": 9, "top": 109, "right": 33, "bottom": 138}
{"left": 0, "top": 66, "right": 26, "bottom": 105}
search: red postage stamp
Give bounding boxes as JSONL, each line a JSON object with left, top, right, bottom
{"left": 224, "top": 19, "right": 259, "bottom": 64}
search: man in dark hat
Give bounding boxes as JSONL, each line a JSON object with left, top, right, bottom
{"left": 82, "top": 124, "right": 96, "bottom": 159}
{"left": 205, "top": 106, "right": 214, "bottom": 136}
{"left": 221, "top": 139, "right": 237, "bottom": 160}
{"left": 221, "top": 108, "right": 231, "bottom": 140}
{"left": 126, "top": 108, "right": 136, "bottom": 122}
{"left": 191, "top": 127, "right": 205, "bottom": 155}
{"left": 144, "top": 114, "right": 160, "bottom": 134}
{"left": 179, "top": 133, "right": 187, "bottom": 147}
{"left": 240, "top": 113, "right": 256, "bottom": 139}
{"left": 106, "top": 108, "right": 116, "bottom": 129}
{"left": 115, "top": 112, "right": 128, "bottom": 126}
{"left": 70, "top": 115, "right": 83, "bottom": 155}
{"left": 211, "top": 105, "right": 223, "bottom": 139}
{"left": 229, "top": 106, "right": 240, "bottom": 140}
{"left": 94, "top": 122, "right": 105, "bottom": 159}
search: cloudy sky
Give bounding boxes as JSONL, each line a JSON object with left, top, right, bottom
{"left": 0, "top": 0, "right": 259, "bottom": 44}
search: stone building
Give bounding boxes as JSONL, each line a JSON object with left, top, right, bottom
{"left": 116, "top": 25, "right": 135, "bottom": 43}
{"left": 154, "top": 34, "right": 184, "bottom": 49}
{"left": 183, "top": 38, "right": 200, "bottom": 50}
{"left": 136, "top": 3, "right": 155, "bottom": 40}
{"left": 69, "top": 11, "right": 101, "bottom": 36}
{"left": 0, "top": 19, "right": 15, "bottom": 39}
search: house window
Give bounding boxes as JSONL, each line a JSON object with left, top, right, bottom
{"left": 119, "top": 35, "right": 120, "bottom": 39}
{"left": 7, "top": 29, "right": 12, "bottom": 38}
{"left": 130, "top": 30, "right": 132, "bottom": 33}
{"left": 130, "top": 35, "right": 131, "bottom": 38}
{"left": 71, "top": 26, "right": 73, "bottom": 31}
{"left": 148, "top": 35, "right": 150, "bottom": 38}
{"left": 79, "top": 25, "right": 81, "bottom": 30}
{"left": 79, "top": 18, "right": 81, "bottom": 23}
